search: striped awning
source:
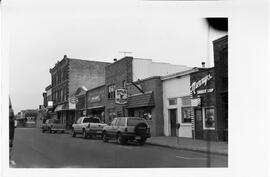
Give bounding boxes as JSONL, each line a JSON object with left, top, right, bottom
{"left": 127, "top": 92, "right": 154, "bottom": 108}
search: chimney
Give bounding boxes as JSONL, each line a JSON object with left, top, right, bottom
{"left": 201, "top": 62, "right": 205, "bottom": 68}
{"left": 113, "top": 58, "right": 118, "bottom": 62}
{"left": 64, "top": 55, "right": 67, "bottom": 59}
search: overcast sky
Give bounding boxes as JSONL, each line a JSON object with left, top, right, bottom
{"left": 4, "top": 0, "right": 227, "bottom": 113}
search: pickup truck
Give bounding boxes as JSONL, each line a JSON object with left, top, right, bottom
{"left": 41, "top": 119, "right": 66, "bottom": 133}
{"left": 71, "top": 116, "right": 107, "bottom": 139}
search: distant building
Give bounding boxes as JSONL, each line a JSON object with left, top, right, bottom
{"left": 104, "top": 56, "right": 192, "bottom": 134}
{"left": 49, "top": 55, "right": 110, "bottom": 129}
{"left": 17, "top": 109, "right": 38, "bottom": 128}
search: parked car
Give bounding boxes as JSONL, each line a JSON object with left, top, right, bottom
{"left": 71, "top": 116, "right": 107, "bottom": 139}
{"left": 102, "top": 117, "right": 151, "bottom": 145}
{"left": 41, "top": 119, "right": 66, "bottom": 133}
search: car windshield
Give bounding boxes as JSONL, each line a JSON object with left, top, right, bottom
{"left": 83, "top": 117, "right": 100, "bottom": 123}
{"left": 127, "top": 118, "right": 146, "bottom": 126}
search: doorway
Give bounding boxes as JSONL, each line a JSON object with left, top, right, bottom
{"left": 169, "top": 109, "right": 177, "bottom": 136}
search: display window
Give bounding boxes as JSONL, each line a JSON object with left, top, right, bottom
{"left": 203, "top": 107, "right": 215, "bottom": 130}
{"left": 181, "top": 107, "right": 192, "bottom": 123}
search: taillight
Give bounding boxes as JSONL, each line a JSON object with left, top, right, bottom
{"left": 124, "top": 128, "right": 127, "bottom": 132}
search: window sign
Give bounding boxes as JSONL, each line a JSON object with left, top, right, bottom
{"left": 204, "top": 108, "right": 215, "bottom": 129}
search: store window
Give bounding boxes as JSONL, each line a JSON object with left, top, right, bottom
{"left": 204, "top": 107, "right": 215, "bottom": 129}
{"left": 181, "top": 107, "right": 192, "bottom": 123}
{"left": 108, "top": 84, "right": 116, "bottom": 99}
{"left": 134, "top": 109, "right": 152, "bottom": 120}
{"left": 169, "top": 98, "right": 177, "bottom": 105}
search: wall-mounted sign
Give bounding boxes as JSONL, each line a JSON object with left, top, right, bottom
{"left": 90, "top": 95, "right": 101, "bottom": 103}
{"left": 48, "top": 101, "right": 53, "bottom": 107}
{"left": 115, "top": 89, "right": 127, "bottom": 104}
{"left": 196, "top": 88, "right": 214, "bottom": 94}
{"left": 69, "top": 96, "right": 78, "bottom": 109}
{"left": 191, "top": 74, "right": 213, "bottom": 95}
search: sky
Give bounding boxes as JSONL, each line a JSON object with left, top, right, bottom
{"left": 3, "top": 0, "right": 227, "bottom": 113}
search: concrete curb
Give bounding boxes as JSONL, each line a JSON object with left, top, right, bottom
{"left": 146, "top": 142, "right": 228, "bottom": 156}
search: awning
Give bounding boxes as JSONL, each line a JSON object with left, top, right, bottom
{"left": 127, "top": 92, "right": 154, "bottom": 108}
{"left": 86, "top": 105, "right": 105, "bottom": 110}
{"left": 54, "top": 104, "right": 64, "bottom": 112}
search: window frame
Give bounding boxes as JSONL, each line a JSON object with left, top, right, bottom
{"left": 108, "top": 84, "right": 116, "bottom": 99}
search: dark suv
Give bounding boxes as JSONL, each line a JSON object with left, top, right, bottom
{"left": 102, "top": 117, "right": 151, "bottom": 145}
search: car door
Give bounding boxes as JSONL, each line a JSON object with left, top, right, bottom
{"left": 74, "top": 117, "right": 82, "bottom": 132}
{"left": 107, "top": 118, "right": 117, "bottom": 135}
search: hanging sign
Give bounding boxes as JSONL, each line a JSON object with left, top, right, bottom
{"left": 115, "top": 89, "right": 127, "bottom": 104}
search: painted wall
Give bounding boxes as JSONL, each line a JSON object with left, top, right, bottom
{"left": 162, "top": 75, "right": 192, "bottom": 137}
{"left": 132, "top": 58, "right": 191, "bottom": 81}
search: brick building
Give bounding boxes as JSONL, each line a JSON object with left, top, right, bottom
{"left": 213, "top": 35, "right": 228, "bottom": 141}
{"left": 104, "top": 56, "right": 192, "bottom": 136}
{"left": 50, "top": 55, "right": 110, "bottom": 129}
{"left": 190, "top": 68, "right": 217, "bottom": 140}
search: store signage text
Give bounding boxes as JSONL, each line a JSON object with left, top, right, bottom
{"left": 115, "top": 89, "right": 127, "bottom": 104}
{"left": 90, "top": 95, "right": 101, "bottom": 103}
{"left": 191, "top": 74, "right": 213, "bottom": 95}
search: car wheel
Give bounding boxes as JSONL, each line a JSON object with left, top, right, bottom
{"left": 102, "top": 132, "right": 108, "bottom": 142}
{"left": 62, "top": 130, "right": 65, "bottom": 134}
{"left": 71, "top": 129, "right": 76, "bottom": 137}
{"left": 83, "top": 130, "right": 88, "bottom": 139}
{"left": 117, "top": 133, "right": 126, "bottom": 145}
{"left": 138, "top": 137, "right": 147, "bottom": 146}
{"left": 49, "top": 128, "right": 52, "bottom": 134}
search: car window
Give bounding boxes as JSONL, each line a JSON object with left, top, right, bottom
{"left": 76, "top": 117, "right": 82, "bottom": 124}
{"left": 118, "top": 118, "right": 125, "bottom": 126}
{"left": 83, "top": 117, "right": 100, "bottom": 123}
{"left": 111, "top": 118, "right": 117, "bottom": 126}
{"left": 127, "top": 118, "right": 146, "bottom": 126}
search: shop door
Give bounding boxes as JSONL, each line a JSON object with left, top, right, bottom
{"left": 194, "top": 108, "right": 203, "bottom": 139}
{"left": 169, "top": 109, "right": 177, "bottom": 136}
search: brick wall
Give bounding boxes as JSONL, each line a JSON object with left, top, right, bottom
{"left": 69, "top": 59, "right": 110, "bottom": 97}
{"left": 105, "top": 57, "right": 133, "bottom": 123}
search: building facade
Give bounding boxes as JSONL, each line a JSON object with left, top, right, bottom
{"left": 74, "top": 86, "right": 87, "bottom": 120}
{"left": 50, "top": 55, "right": 110, "bottom": 129}
{"left": 126, "top": 76, "right": 164, "bottom": 136}
{"left": 161, "top": 68, "right": 200, "bottom": 138}
{"left": 190, "top": 68, "right": 217, "bottom": 141}
{"left": 86, "top": 85, "right": 106, "bottom": 123}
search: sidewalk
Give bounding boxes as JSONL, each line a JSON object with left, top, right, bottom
{"left": 147, "top": 136, "right": 228, "bottom": 155}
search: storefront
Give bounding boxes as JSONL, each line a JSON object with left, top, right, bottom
{"left": 190, "top": 68, "right": 217, "bottom": 141}
{"left": 54, "top": 98, "right": 76, "bottom": 129}
{"left": 126, "top": 76, "right": 164, "bottom": 136}
{"left": 161, "top": 68, "right": 199, "bottom": 138}
{"left": 86, "top": 85, "right": 106, "bottom": 123}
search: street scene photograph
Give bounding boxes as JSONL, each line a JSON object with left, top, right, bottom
{"left": 4, "top": 0, "right": 230, "bottom": 169}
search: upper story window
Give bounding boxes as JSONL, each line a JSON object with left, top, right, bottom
{"left": 122, "top": 80, "right": 126, "bottom": 88}
{"left": 108, "top": 84, "right": 116, "bottom": 99}
{"left": 169, "top": 98, "right": 177, "bottom": 105}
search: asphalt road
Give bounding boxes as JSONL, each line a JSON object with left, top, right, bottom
{"left": 11, "top": 128, "right": 227, "bottom": 168}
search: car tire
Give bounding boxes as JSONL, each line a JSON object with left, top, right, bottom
{"left": 83, "top": 130, "right": 88, "bottom": 139}
{"left": 102, "top": 132, "right": 108, "bottom": 142}
{"left": 49, "top": 128, "right": 52, "bottom": 134}
{"left": 62, "top": 130, "right": 65, "bottom": 134}
{"left": 117, "top": 133, "right": 126, "bottom": 145}
{"left": 138, "top": 137, "right": 147, "bottom": 146}
{"left": 71, "top": 129, "right": 76, "bottom": 137}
